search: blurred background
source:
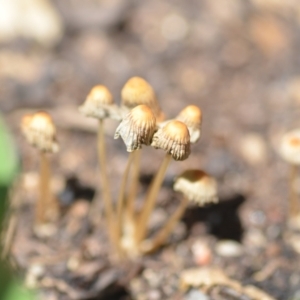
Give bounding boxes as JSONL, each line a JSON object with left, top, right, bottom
{"left": 1, "top": 0, "right": 300, "bottom": 298}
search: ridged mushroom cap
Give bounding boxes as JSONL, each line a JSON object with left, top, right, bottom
{"left": 121, "top": 76, "right": 164, "bottom": 122}
{"left": 114, "top": 105, "right": 156, "bottom": 152}
{"left": 21, "top": 111, "right": 58, "bottom": 153}
{"left": 176, "top": 105, "right": 202, "bottom": 143}
{"left": 279, "top": 129, "right": 300, "bottom": 165}
{"left": 79, "top": 85, "right": 121, "bottom": 120}
{"left": 174, "top": 169, "right": 218, "bottom": 205}
{"left": 151, "top": 120, "right": 190, "bottom": 161}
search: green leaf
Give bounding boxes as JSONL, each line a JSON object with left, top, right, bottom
{"left": 3, "top": 282, "right": 34, "bottom": 300}
{"left": 0, "top": 114, "right": 19, "bottom": 186}
{"left": 0, "top": 114, "right": 33, "bottom": 299}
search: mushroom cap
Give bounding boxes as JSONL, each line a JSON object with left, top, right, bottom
{"left": 88, "top": 85, "right": 114, "bottom": 105}
{"left": 279, "top": 129, "right": 300, "bottom": 165}
{"left": 174, "top": 169, "right": 218, "bottom": 205}
{"left": 79, "top": 85, "right": 121, "bottom": 120}
{"left": 121, "top": 76, "right": 164, "bottom": 122}
{"left": 21, "top": 111, "right": 58, "bottom": 153}
{"left": 114, "top": 104, "right": 156, "bottom": 152}
{"left": 176, "top": 105, "right": 202, "bottom": 143}
{"left": 151, "top": 120, "right": 191, "bottom": 161}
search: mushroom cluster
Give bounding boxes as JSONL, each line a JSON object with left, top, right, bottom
{"left": 21, "top": 76, "right": 219, "bottom": 259}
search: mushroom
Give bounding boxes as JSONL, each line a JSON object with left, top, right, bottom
{"left": 114, "top": 104, "right": 156, "bottom": 152}
{"left": 114, "top": 105, "right": 156, "bottom": 249}
{"left": 79, "top": 85, "right": 119, "bottom": 249}
{"left": 173, "top": 169, "right": 218, "bottom": 205}
{"left": 141, "top": 169, "right": 218, "bottom": 253}
{"left": 151, "top": 120, "right": 191, "bottom": 161}
{"left": 120, "top": 77, "right": 164, "bottom": 225}
{"left": 79, "top": 85, "right": 120, "bottom": 120}
{"left": 279, "top": 129, "right": 300, "bottom": 218}
{"left": 158, "top": 105, "right": 202, "bottom": 144}
{"left": 176, "top": 105, "right": 202, "bottom": 143}
{"left": 135, "top": 120, "right": 191, "bottom": 244}
{"left": 21, "top": 111, "right": 59, "bottom": 225}
{"left": 121, "top": 76, "right": 164, "bottom": 122}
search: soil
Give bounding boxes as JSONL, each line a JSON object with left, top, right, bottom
{"left": 1, "top": 0, "right": 300, "bottom": 299}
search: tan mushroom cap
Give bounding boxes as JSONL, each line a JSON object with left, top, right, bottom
{"left": 177, "top": 105, "right": 202, "bottom": 127}
{"left": 79, "top": 85, "right": 121, "bottom": 120}
{"left": 121, "top": 76, "right": 164, "bottom": 122}
{"left": 88, "top": 85, "right": 114, "bottom": 105}
{"left": 279, "top": 129, "right": 300, "bottom": 165}
{"left": 114, "top": 104, "right": 156, "bottom": 152}
{"left": 176, "top": 105, "right": 202, "bottom": 143}
{"left": 21, "top": 111, "right": 58, "bottom": 153}
{"left": 151, "top": 120, "right": 190, "bottom": 161}
{"left": 174, "top": 169, "right": 218, "bottom": 205}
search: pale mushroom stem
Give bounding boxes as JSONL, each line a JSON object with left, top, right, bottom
{"left": 135, "top": 153, "right": 172, "bottom": 244}
{"left": 36, "top": 151, "right": 51, "bottom": 225}
{"left": 141, "top": 196, "right": 189, "bottom": 254}
{"left": 96, "top": 119, "right": 118, "bottom": 249}
{"left": 289, "top": 164, "right": 300, "bottom": 218}
{"left": 116, "top": 152, "right": 135, "bottom": 243}
{"left": 126, "top": 149, "right": 141, "bottom": 222}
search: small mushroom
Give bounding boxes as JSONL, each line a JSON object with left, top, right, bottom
{"left": 114, "top": 104, "right": 156, "bottom": 152}
{"left": 158, "top": 105, "right": 202, "bottom": 144}
{"left": 121, "top": 76, "right": 164, "bottom": 122}
{"left": 174, "top": 169, "right": 218, "bottom": 206}
{"left": 120, "top": 77, "right": 165, "bottom": 225}
{"left": 114, "top": 105, "right": 156, "bottom": 251}
{"left": 176, "top": 105, "right": 202, "bottom": 143}
{"left": 279, "top": 129, "right": 300, "bottom": 218}
{"left": 21, "top": 111, "right": 58, "bottom": 153}
{"left": 79, "top": 85, "right": 118, "bottom": 252}
{"left": 21, "top": 111, "right": 59, "bottom": 225}
{"left": 79, "top": 85, "right": 120, "bottom": 120}
{"left": 151, "top": 120, "right": 191, "bottom": 161}
{"left": 142, "top": 169, "right": 218, "bottom": 253}
{"left": 136, "top": 120, "right": 191, "bottom": 244}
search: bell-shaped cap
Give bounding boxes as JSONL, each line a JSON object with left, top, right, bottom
{"left": 151, "top": 120, "right": 190, "bottom": 161}
{"left": 121, "top": 76, "right": 164, "bottom": 122}
{"left": 114, "top": 105, "right": 156, "bottom": 152}
{"left": 79, "top": 85, "right": 121, "bottom": 120}
{"left": 176, "top": 105, "right": 202, "bottom": 143}
{"left": 279, "top": 129, "right": 300, "bottom": 165}
{"left": 174, "top": 169, "right": 218, "bottom": 205}
{"left": 21, "top": 111, "right": 58, "bottom": 153}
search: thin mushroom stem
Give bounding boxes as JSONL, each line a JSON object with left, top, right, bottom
{"left": 126, "top": 149, "right": 142, "bottom": 222}
{"left": 135, "top": 153, "right": 172, "bottom": 244}
{"left": 36, "top": 152, "right": 51, "bottom": 225}
{"left": 96, "top": 119, "right": 117, "bottom": 249}
{"left": 289, "top": 164, "right": 300, "bottom": 218}
{"left": 116, "top": 152, "right": 135, "bottom": 245}
{"left": 141, "top": 196, "right": 189, "bottom": 254}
